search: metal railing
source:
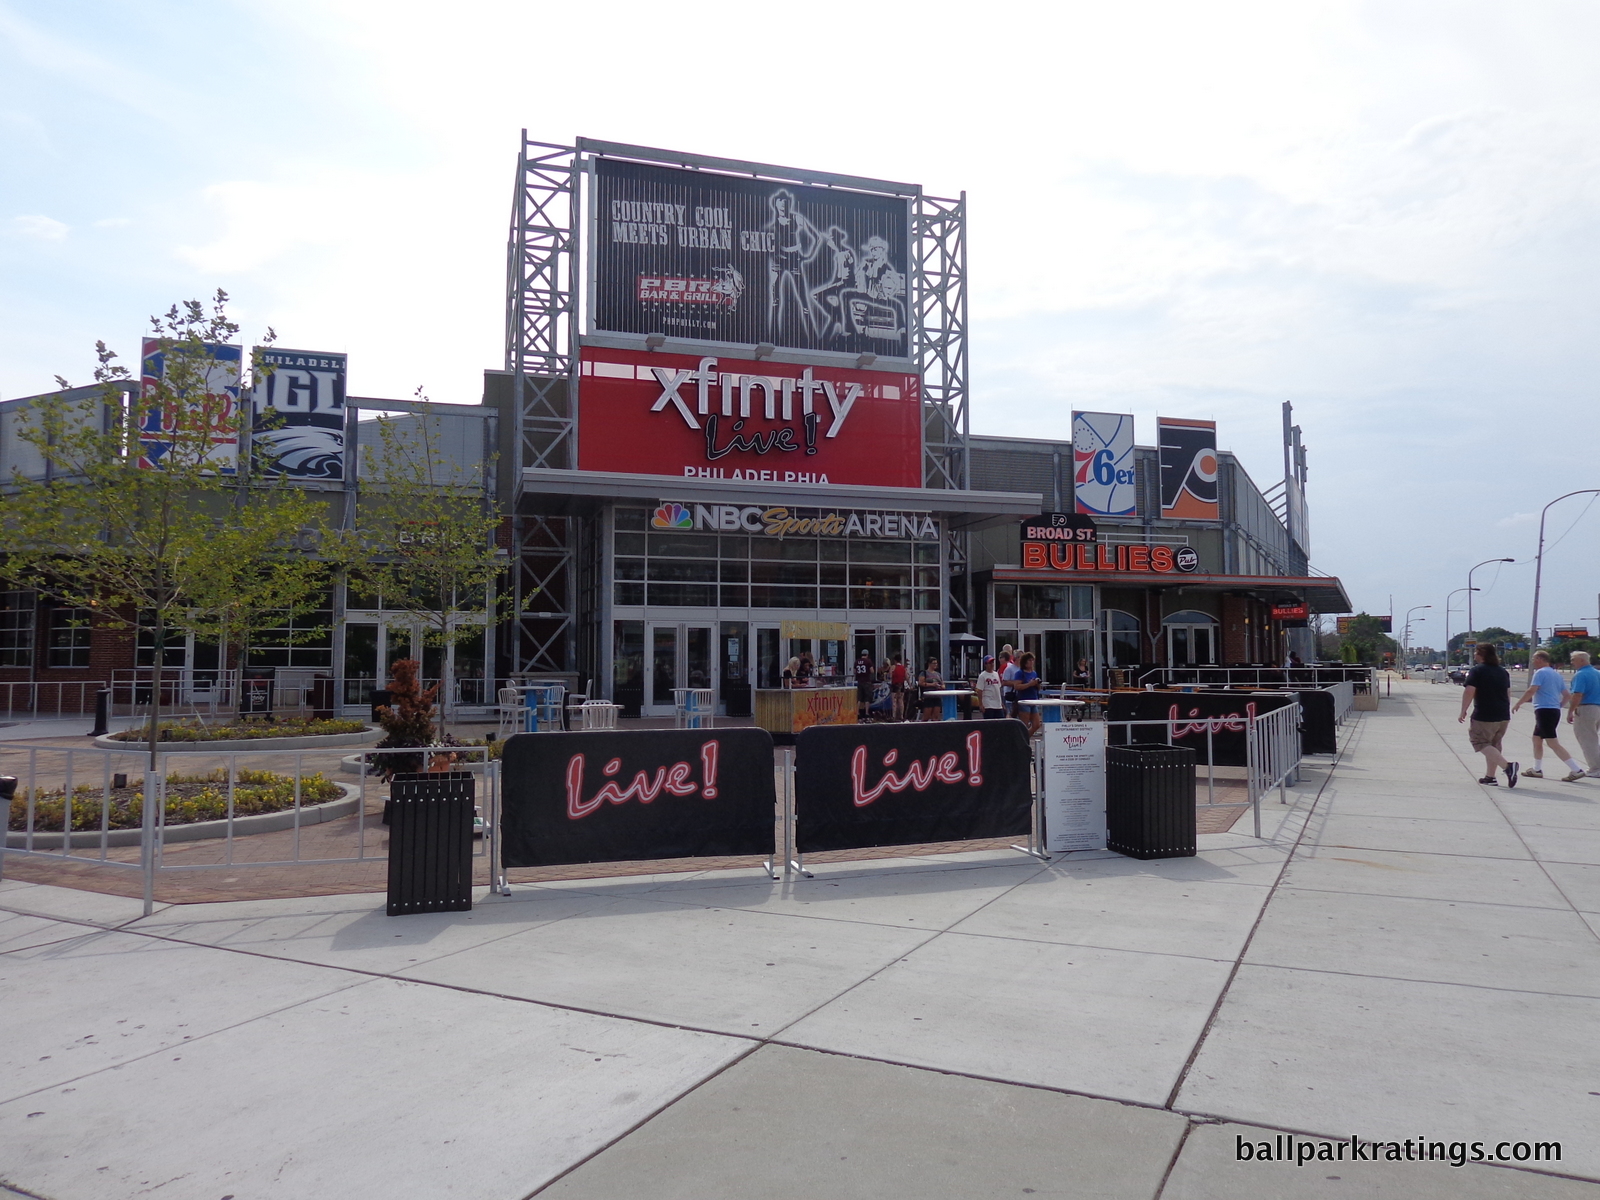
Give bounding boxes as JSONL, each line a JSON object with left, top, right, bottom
{"left": 343, "top": 676, "right": 502, "bottom": 711}
{"left": 0, "top": 680, "right": 108, "bottom": 719}
{"left": 1245, "top": 701, "right": 1302, "bottom": 836}
{"left": 3, "top": 743, "right": 500, "bottom": 916}
{"left": 1136, "top": 665, "right": 1374, "bottom": 690}
{"left": 1326, "top": 680, "right": 1356, "bottom": 724}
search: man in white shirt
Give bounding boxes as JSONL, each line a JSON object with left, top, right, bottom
{"left": 977, "top": 655, "right": 1005, "bottom": 719}
{"left": 999, "top": 645, "right": 1019, "bottom": 717}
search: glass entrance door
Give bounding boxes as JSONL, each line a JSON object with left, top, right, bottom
{"left": 644, "top": 623, "right": 714, "bottom": 716}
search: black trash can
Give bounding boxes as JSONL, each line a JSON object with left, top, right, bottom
{"left": 386, "top": 770, "right": 474, "bottom": 916}
{"left": 1106, "top": 744, "right": 1196, "bottom": 860}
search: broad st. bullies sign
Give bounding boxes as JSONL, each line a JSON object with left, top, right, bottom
{"left": 499, "top": 728, "right": 775, "bottom": 868}
{"left": 794, "top": 721, "right": 1033, "bottom": 853}
{"left": 592, "top": 158, "right": 912, "bottom": 359}
{"left": 578, "top": 347, "right": 921, "bottom": 487}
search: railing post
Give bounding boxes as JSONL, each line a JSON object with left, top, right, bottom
{"left": 141, "top": 768, "right": 158, "bottom": 917}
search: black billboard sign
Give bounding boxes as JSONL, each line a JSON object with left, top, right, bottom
{"left": 499, "top": 728, "right": 776, "bottom": 868}
{"left": 794, "top": 721, "right": 1033, "bottom": 854}
{"left": 1106, "top": 691, "right": 1296, "bottom": 766}
{"left": 249, "top": 348, "right": 348, "bottom": 481}
{"left": 593, "top": 158, "right": 912, "bottom": 359}
{"left": 1157, "top": 418, "right": 1219, "bottom": 519}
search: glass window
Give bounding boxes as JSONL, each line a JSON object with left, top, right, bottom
{"left": 1071, "top": 586, "right": 1094, "bottom": 620}
{"left": 1021, "top": 586, "right": 1066, "bottom": 620}
{"left": 613, "top": 620, "right": 644, "bottom": 713}
{"left": 614, "top": 582, "right": 645, "bottom": 606}
{"left": 647, "top": 531, "right": 718, "bottom": 558}
{"left": 615, "top": 557, "right": 645, "bottom": 581}
{"left": 0, "top": 592, "right": 35, "bottom": 668}
{"left": 647, "top": 560, "right": 717, "bottom": 583}
{"left": 248, "top": 593, "right": 335, "bottom": 669}
{"left": 718, "top": 535, "right": 749, "bottom": 559}
{"left": 1098, "top": 609, "right": 1142, "bottom": 668}
{"left": 614, "top": 508, "right": 648, "bottom": 531}
{"left": 850, "top": 539, "right": 912, "bottom": 563}
{"left": 46, "top": 607, "right": 92, "bottom": 669}
{"left": 614, "top": 532, "right": 646, "bottom": 557}
{"left": 751, "top": 537, "right": 817, "bottom": 561}
{"left": 994, "top": 584, "right": 1018, "bottom": 619}
{"left": 915, "top": 566, "right": 940, "bottom": 589}
{"left": 819, "top": 539, "right": 847, "bottom": 561}
{"left": 819, "top": 563, "right": 847, "bottom": 587}
{"left": 752, "top": 561, "right": 817, "bottom": 586}
{"left": 915, "top": 590, "right": 940, "bottom": 611}
{"left": 751, "top": 585, "right": 817, "bottom": 608}
{"left": 820, "top": 587, "right": 847, "bottom": 609}
{"left": 916, "top": 625, "right": 941, "bottom": 675}
{"left": 648, "top": 584, "right": 716, "bottom": 606}
{"left": 719, "top": 560, "right": 748, "bottom": 583}
{"left": 850, "top": 587, "right": 911, "bottom": 610}
{"left": 850, "top": 564, "right": 911, "bottom": 589}
{"left": 136, "top": 621, "right": 187, "bottom": 668}
{"left": 916, "top": 542, "right": 941, "bottom": 564}
{"left": 345, "top": 577, "right": 381, "bottom": 610}
{"left": 720, "top": 586, "right": 749, "bottom": 607}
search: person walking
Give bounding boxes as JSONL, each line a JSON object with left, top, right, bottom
{"left": 1564, "top": 649, "right": 1600, "bottom": 778}
{"left": 977, "top": 655, "right": 1005, "bottom": 719}
{"left": 1457, "top": 643, "right": 1518, "bottom": 787}
{"left": 1514, "top": 650, "right": 1586, "bottom": 781}
{"left": 1009, "top": 651, "right": 1043, "bottom": 734}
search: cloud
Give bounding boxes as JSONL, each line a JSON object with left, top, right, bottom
{"left": 1496, "top": 512, "right": 1537, "bottom": 527}
{"left": 93, "top": 217, "right": 131, "bottom": 228}
{"left": 9, "top": 214, "right": 68, "bottom": 240}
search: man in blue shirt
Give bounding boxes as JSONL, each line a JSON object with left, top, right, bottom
{"left": 1513, "top": 651, "right": 1585, "bottom": 781}
{"left": 1566, "top": 649, "right": 1600, "bottom": 778}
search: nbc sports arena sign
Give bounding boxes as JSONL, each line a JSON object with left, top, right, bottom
{"left": 651, "top": 501, "right": 939, "bottom": 541}
{"left": 578, "top": 348, "right": 921, "bottom": 488}
{"left": 591, "top": 158, "right": 912, "bottom": 360}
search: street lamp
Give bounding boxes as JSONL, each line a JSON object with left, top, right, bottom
{"left": 1467, "top": 558, "right": 1516, "bottom": 649}
{"left": 1402, "top": 605, "right": 1430, "bottom": 668}
{"left": 1445, "top": 587, "right": 1478, "bottom": 665}
{"left": 1531, "top": 490, "right": 1600, "bottom": 660}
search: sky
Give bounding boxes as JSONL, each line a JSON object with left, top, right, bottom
{"left": 2, "top": 0, "right": 1598, "bottom": 646}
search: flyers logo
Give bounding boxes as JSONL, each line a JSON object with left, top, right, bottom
{"left": 652, "top": 503, "right": 692, "bottom": 529}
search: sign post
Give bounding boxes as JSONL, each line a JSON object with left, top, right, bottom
{"left": 1039, "top": 721, "right": 1107, "bottom": 853}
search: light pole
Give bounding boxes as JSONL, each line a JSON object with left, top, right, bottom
{"left": 1531, "top": 490, "right": 1600, "bottom": 662}
{"left": 1467, "top": 558, "right": 1515, "bottom": 649}
{"left": 1445, "top": 587, "right": 1477, "bottom": 665}
{"left": 1402, "top": 605, "right": 1430, "bottom": 667}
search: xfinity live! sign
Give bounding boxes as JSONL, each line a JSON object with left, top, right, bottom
{"left": 653, "top": 502, "right": 938, "bottom": 541}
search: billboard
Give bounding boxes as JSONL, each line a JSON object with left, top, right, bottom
{"left": 1553, "top": 626, "right": 1591, "bottom": 641}
{"left": 249, "top": 348, "right": 348, "bottom": 481}
{"left": 577, "top": 347, "right": 921, "bottom": 487}
{"left": 1158, "top": 417, "right": 1218, "bottom": 519}
{"left": 1072, "top": 412, "right": 1137, "bottom": 516}
{"left": 138, "top": 339, "right": 242, "bottom": 474}
{"left": 1337, "top": 615, "right": 1392, "bottom": 635}
{"left": 591, "top": 158, "right": 912, "bottom": 359}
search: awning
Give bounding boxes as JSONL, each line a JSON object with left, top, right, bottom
{"left": 990, "top": 568, "right": 1352, "bottom": 614}
{"left": 519, "top": 468, "right": 1041, "bottom": 529}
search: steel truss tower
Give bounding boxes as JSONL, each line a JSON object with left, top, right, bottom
{"left": 503, "top": 133, "right": 971, "bottom": 673}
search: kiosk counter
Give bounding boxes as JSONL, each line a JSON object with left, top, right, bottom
{"left": 754, "top": 686, "right": 858, "bottom": 735}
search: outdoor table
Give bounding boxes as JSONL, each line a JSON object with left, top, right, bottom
{"left": 1017, "top": 697, "right": 1087, "bottom": 724}
{"left": 922, "top": 688, "right": 975, "bottom": 722}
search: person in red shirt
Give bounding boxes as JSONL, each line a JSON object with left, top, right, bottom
{"left": 890, "top": 657, "right": 908, "bottom": 721}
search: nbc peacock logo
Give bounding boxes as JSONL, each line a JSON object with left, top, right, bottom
{"left": 652, "top": 503, "right": 693, "bottom": 529}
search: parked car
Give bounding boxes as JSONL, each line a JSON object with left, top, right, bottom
{"left": 1448, "top": 666, "right": 1470, "bottom": 684}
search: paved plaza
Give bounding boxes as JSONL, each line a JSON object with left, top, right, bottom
{"left": 4, "top": 680, "right": 1600, "bottom": 1198}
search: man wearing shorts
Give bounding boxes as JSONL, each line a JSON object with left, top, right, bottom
{"left": 1566, "top": 650, "right": 1600, "bottom": 777}
{"left": 1458, "top": 642, "right": 1518, "bottom": 787}
{"left": 1516, "top": 650, "right": 1586, "bottom": 781}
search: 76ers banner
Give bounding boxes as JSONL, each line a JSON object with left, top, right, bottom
{"left": 593, "top": 158, "right": 912, "bottom": 359}
{"left": 499, "top": 728, "right": 776, "bottom": 868}
{"left": 1158, "top": 417, "right": 1219, "bottom": 519}
{"left": 578, "top": 347, "right": 921, "bottom": 487}
{"left": 1072, "top": 412, "right": 1137, "bottom": 516}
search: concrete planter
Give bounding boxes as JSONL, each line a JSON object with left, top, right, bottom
{"left": 6, "top": 784, "right": 360, "bottom": 850}
{"left": 93, "top": 728, "right": 379, "bottom": 753}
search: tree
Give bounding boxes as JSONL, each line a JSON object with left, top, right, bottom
{"left": 351, "top": 393, "right": 505, "bottom": 732}
{"left": 1336, "top": 613, "right": 1399, "bottom": 666}
{"left": 0, "top": 293, "right": 337, "bottom": 767}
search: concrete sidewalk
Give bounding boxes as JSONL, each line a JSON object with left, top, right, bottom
{"left": 3, "top": 681, "right": 1599, "bottom": 1198}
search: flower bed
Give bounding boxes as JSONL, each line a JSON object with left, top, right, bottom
{"left": 108, "top": 718, "right": 367, "bottom": 743}
{"left": 8, "top": 768, "right": 344, "bottom": 833}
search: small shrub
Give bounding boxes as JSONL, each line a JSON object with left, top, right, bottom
{"left": 109, "top": 718, "right": 366, "bottom": 743}
{"left": 8, "top": 768, "right": 344, "bottom": 832}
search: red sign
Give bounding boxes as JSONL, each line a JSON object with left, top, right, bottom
{"left": 1272, "top": 603, "right": 1309, "bottom": 621}
{"left": 1020, "top": 540, "right": 1199, "bottom": 574}
{"left": 577, "top": 348, "right": 921, "bottom": 487}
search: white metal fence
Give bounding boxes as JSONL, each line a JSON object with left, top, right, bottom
{"left": 3, "top": 744, "right": 500, "bottom": 916}
{"left": 0, "top": 680, "right": 107, "bottom": 719}
{"left": 1245, "top": 701, "right": 1303, "bottom": 836}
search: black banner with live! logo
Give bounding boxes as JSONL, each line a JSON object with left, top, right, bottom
{"left": 794, "top": 721, "right": 1033, "bottom": 853}
{"left": 1106, "top": 691, "right": 1296, "bottom": 766}
{"left": 499, "top": 729, "right": 776, "bottom": 868}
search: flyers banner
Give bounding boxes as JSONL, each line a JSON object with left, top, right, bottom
{"left": 1158, "top": 418, "right": 1219, "bottom": 519}
{"left": 1072, "top": 412, "right": 1137, "bottom": 516}
{"left": 593, "top": 158, "right": 912, "bottom": 359}
{"left": 138, "top": 339, "right": 242, "bottom": 473}
{"left": 1107, "top": 691, "right": 1296, "bottom": 767}
{"left": 794, "top": 720, "right": 1033, "bottom": 854}
{"left": 499, "top": 728, "right": 776, "bottom": 868}
{"left": 250, "top": 348, "right": 347, "bottom": 480}
{"left": 578, "top": 347, "right": 921, "bottom": 487}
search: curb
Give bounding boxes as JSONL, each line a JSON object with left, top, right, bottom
{"left": 5, "top": 784, "right": 361, "bottom": 850}
{"left": 93, "top": 728, "right": 380, "bottom": 753}
{"left": 340, "top": 753, "right": 493, "bottom": 776}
